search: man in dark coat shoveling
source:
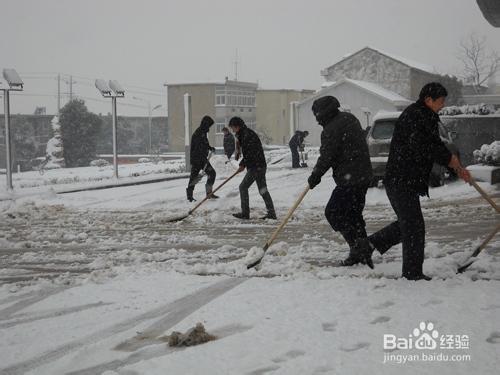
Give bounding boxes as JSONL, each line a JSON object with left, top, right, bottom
{"left": 307, "top": 96, "right": 374, "bottom": 268}
{"left": 363, "top": 82, "right": 471, "bottom": 281}
{"left": 228, "top": 117, "right": 277, "bottom": 220}
{"left": 289, "top": 130, "right": 309, "bottom": 168}
{"left": 186, "top": 115, "right": 218, "bottom": 202}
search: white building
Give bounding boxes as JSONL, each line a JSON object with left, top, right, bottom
{"left": 294, "top": 78, "right": 411, "bottom": 146}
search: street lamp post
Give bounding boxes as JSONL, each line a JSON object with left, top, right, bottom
{"left": 132, "top": 96, "right": 161, "bottom": 154}
{"left": 95, "top": 79, "right": 125, "bottom": 179}
{"left": 1, "top": 69, "right": 24, "bottom": 190}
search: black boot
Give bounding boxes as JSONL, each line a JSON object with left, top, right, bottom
{"left": 207, "top": 192, "right": 219, "bottom": 199}
{"left": 186, "top": 188, "right": 195, "bottom": 202}
{"left": 233, "top": 212, "right": 250, "bottom": 220}
{"left": 341, "top": 238, "right": 375, "bottom": 269}
{"left": 260, "top": 212, "right": 277, "bottom": 220}
{"left": 404, "top": 273, "right": 432, "bottom": 281}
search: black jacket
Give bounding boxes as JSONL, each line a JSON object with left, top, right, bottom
{"left": 223, "top": 132, "right": 236, "bottom": 156}
{"left": 312, "top": 111, "right": 373, "bottom": 186}
{"left": 235, "top": 124, "right": 266, "bottom": 169}
{"left": 289, "top": 131, "right": 306, "bottom": 148}
{"left": 385, "top": 101, "right": 452, "bottom": 196}
{"left": 190, "top": 116, "right": 214, "bottom": 167}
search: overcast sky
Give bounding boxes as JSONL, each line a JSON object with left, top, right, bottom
{"left": 1, "top": 0, "right": 499, "bottom": 116}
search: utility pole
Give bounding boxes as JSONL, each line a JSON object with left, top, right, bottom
{"left": 234, "top": 49, "right": 239, "bottom": 81}
{"left": 69, "top": 75, "right": 73, "bottom": 101}
{"left": 57, "top": 73, "right": 61, "bottom": 114}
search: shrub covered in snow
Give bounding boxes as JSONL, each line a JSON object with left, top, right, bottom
{"left": 473, "top": 141, "right": 500, "bottom": 165}
{"left": 440, "top": 104, "right": 496, "bottom": 116}
{"left": 89, "top": 159, "right": 110, "bottom": 167}
{"left": 138, "top": 157, "right": 151, "bottom": 163}
{"left": 44, "top": 116, "right": 65, "bottom": 169}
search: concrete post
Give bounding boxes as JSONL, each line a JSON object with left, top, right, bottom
{"left": 184, "top": 93, "right": 192, "bottom": 172}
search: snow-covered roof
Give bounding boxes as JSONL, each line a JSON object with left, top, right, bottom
{"left": 324, "top": 46, "right": 439, "bottom": 75}
{"left": 300, "top": 79, "right": 411, "bottom": 107}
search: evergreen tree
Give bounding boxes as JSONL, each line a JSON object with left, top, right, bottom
{"left": 60, "top": 100, "right": 102, "bottom": 167}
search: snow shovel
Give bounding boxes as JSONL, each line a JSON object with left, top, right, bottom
{"left": 457, "top": 222, "right": 500, "bottom": 273}
{"left": 469, "top": 178, "right": 500, "bottom": 213}
{"left": 246, "top": 185, "right": 310, "bottom": 269}
{"left": 167, "top": 169, "right": 241, "bottom": 222}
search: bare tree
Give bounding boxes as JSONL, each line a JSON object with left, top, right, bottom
{"left": 458, "top": 33, "right": 500, "bottom": 94}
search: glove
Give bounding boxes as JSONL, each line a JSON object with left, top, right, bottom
{"left": 308, "top": 173, "right": 321, "bottom": 189}
{"left": 235, "top": 152, "right": 241, "bottom": 161}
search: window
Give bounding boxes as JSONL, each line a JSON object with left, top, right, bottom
{"left": 215, "top": 122, "right": 225, "bottom": 134}
{"left": 371, "top": 120, "right": 396, "bottom": 139}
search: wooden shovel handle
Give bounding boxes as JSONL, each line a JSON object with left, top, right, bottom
{"left": 188, "top": 169, "right": 241, "bottom": 214}
{"left": 469, "top": 178, "right": 500, "bottom": 213}
{"left": 264, "top": 185, "right": 310, "bottom": 251}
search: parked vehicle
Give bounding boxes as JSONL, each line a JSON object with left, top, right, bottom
{"left": 366, "top": 111, "right": 459, "bottom": 187}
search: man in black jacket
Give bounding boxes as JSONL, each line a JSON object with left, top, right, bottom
{"left": 363, "top": 83, "right": 471, "bottom": 280}
{"left": 228, "top": 117, "right": 276, "bottom": 220}
{"left": 289, "top": 130, "right": 309, "bottom": 168}
{"left": 307, "top": 96, "right": 374, "bottom": 267}
{"left": 186, "top": 115, "right": 218, "bottom": 202}
{"left": 222, "top": 127, "right": 235, "bottom": 160}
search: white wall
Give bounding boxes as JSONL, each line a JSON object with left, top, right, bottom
{"left": 297, "top": 82, "right": 405, "bottom": 146}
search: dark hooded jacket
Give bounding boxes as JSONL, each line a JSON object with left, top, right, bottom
{"left": 289, "top": 131, "right": 307, "bottom": 148}
{"left": 190, "top": 116, "right": 214, "bottom": 167}
{"left": 223, "top": 132, "right": 236, "bottom": 156}
{"left": 311, "top": 96, "right": 372, "bottom": 186}
{"left": 385, "top": 100, "right": 452, "bottom": 196}
{"left": 235, "top": 124, "right": 266, "bottom": 169}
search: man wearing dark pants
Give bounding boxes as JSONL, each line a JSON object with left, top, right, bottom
{"left": 289, "top": 130, "right": 309, "bottom": 168}
{"left": 362, "top": 83, "right": 471, "bottom": 280}
{"left": 186, "top": 115, "right": 218, "bottom": 202}
{"left": 228, "top": 117, "right": 276, "bottom": 220}
{"left": 222, "top": 127, "right": 235, "bottom": 160}
{"left": 307, "top": 96, "right": 374, "bottom": 267}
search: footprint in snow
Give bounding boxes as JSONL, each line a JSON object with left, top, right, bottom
{"left": 422, "top": 299, "right": 443, "bottom": 307}
{"left": 340, "top": 342, "right": 371, "bottom": 352}
{"left": 272, "top": 349, "right": 306, "bottom": 363}
{"left": 246, "top": 365, "right": 280, "bottom": 375}
{"left": 322, "top": 322, "right": 337, "bottom": 332}
{"left": 374, "top": 301, "right": 395, "bottom": 310}
{"left": 486, "top": 331, "right": 500, "bottom": 344}
{"left": 370, "top": 316, "right": 391, "bottom": 324}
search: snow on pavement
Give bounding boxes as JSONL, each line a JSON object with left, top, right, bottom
{"left": 0, "top": 153, "right": 499, "bottom": 374}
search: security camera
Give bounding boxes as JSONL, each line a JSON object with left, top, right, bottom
{"left": 95, "top": 79, "right": 112, "bottom": 97}
{"left": 109, "top": 80, "right": 125, "bottom": 97}
{"left": 2, "top": 69, "right": 24, "bottom": 89}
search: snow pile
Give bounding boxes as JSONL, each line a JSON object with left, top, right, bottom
{"left": 473, "top": 141, "right": 500, "bottom": 165}
{"left": 166, "top": 323, "right": 216, "bottom": 347}
{"left": 89, "top": 159, "right": 110, "bottom": 167}
{"left": 44, "top": 116, "right": 65, "bottom": 169}
{"left": 440, "top": 104, "right": 496, "bottom": 116}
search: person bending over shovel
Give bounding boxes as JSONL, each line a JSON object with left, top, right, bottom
{"left": 307, "top": 96, "right": 374, "bottom": 268}
{"left": 186, "top": 115, "right": 218, "bottom": 202}
{"left": 363, "top": 83, "right": 471, "bottom": 281}
{"left": 229, "top": 116, "right": 277, "bottom": 220}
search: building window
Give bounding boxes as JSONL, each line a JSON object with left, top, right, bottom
{"left": 215, "top": 122, "right": 225, "bottom": 134}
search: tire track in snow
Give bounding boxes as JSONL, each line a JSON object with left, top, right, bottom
{"left": 1, "top": 277, "right": 245, "bottom": 375}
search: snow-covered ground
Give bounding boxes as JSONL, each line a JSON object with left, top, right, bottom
{"left": 0, "top": 152, "right": 499, "bottom": 374}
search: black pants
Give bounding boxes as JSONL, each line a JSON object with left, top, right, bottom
{"left": 239, "top": 167, "right": 276, "bottom": 216}
{"left": 187, "top": 161, "right": 216, "bottom": 195}
{"left": 368, "top": 184, "right": 426, "bottom": 278}
{"left": 290, "top": 145, "right": 300, "bottom": 168}
{"left": 325, "top": 185, "right": 369, "bottom": 248}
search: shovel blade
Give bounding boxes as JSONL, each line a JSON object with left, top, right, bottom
{"left": 166, "top": 213, "right": 189, "bottom": 223}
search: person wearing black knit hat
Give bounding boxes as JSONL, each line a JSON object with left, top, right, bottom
{"left": 308, "top": 95, "right": 374, "bottom": 268}
{"left": 365, "top": 82, "right": 471, "bottom": 281}
{"left": 228, "top": 116, "right": 276, "bottom": 220}
{"left": 186, "top": 115, "right": 218, "bottom": 202}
